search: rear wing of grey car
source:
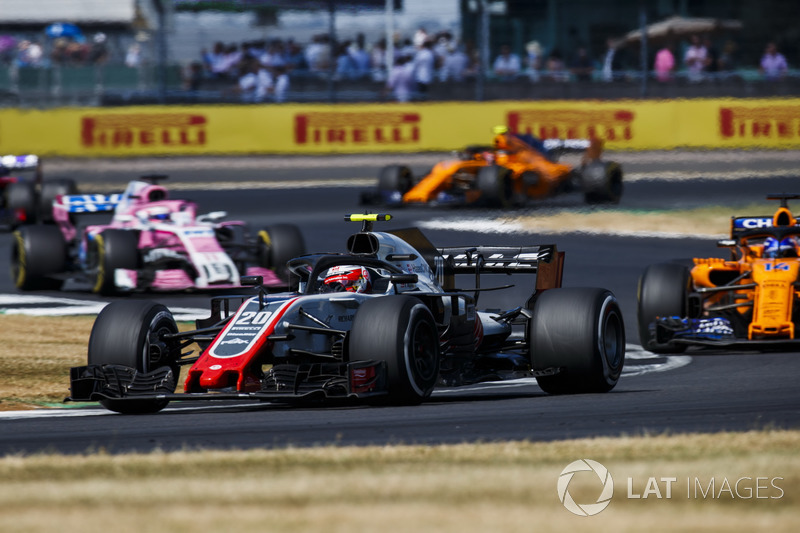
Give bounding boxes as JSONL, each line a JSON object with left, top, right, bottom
{"left": 388, "top": 227, "right": 563, "bottom": 292}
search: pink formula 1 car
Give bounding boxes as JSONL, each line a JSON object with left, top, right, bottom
{"left": 11, "top": 175, "right": 305, "bottom": 294}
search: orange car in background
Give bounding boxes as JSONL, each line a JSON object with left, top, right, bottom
{"left": 362, "top": 127, "right": 623, "bottom": 207}
{"left": 638, "top": 194, "right": 800, "bottom": 352}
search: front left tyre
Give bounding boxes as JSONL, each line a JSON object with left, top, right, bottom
{"left": 11, "top": 225, "right": 67, "bottom": 290}
{"left": 5, "top": 181, "right": 36, "bottom": 226}
{"left": 88, "top": 300, "right": 179, "bottom": 414}
{"left": 637, "top": 262, "right": 690, "bottom": 353}
{"left": 89, "top": 230, "right": 140, "bottom": 295}
{"left": 529, "top": 287, "right": 625, "bottom": 394}
{"left": 350, "top": 296, "right": 440, "bottom": 405}
{"left": 258, "top": 224, "right": 306, "bottom": 285}
{"left": 38, "top": 178, "right": 78, "bottom": 223}
{"left": 581, "top": 161, "right": 623, "bottom": 204}
{"left": 476, "top": 165, "right": 513, "bottom": 208}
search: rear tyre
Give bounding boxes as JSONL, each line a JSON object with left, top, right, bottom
{"left": 89, "top": 230, "right": 140, "bottom": 295}
{"left": 529, "top": 287, "right": 625, "bottom": 394}
{"left": 39, "top": 178, "right": 78, "bottom": 223}
{"left": 89, "top": 301, "right": 179, "bottom": 414}
{"left": 582, "top": 161, "right": 623, "bottom": 204}
{"left": 476, "top": 165, "right": 512, "bottom": 208}
{"left": 5, "top": 181, "right": 36, "bottom": 225}
{"left": 258, "top": 224, "right": 306, "bottom": 285}
{"left": 11, "top": 225, "right": 66, "bottom": 290}
{"left": 350, "top": 296, "right": 440, "bottom": 405}
{"left": 378, "top": 165, "right": 413, "bottom": 194}
{"left": 637, "top": 263, "right": 690, "bottom": 353}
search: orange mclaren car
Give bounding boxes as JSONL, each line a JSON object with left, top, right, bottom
{"left": 363, "top": 127, "right": 623, "bottom": 207}
{"left": 638, "top": 194, "right": 800, "bottom": 352}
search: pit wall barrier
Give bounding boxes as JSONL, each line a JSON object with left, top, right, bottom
{"left": 0, "top": 98, "right": 798, "bottom": 157}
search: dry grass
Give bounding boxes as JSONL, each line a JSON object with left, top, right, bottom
{"left": 0, "top": 315, "right": 197, "bottom": 411}
{"left": 0, "top": 316, "right": 93, "bottom": 410}
{"left": 507, "top": 203, "right": 774, "bottom": 238}
{"left": 0, "top": 431, "right": 798, "bottom": 533}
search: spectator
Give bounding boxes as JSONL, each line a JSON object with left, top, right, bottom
{"left": 432, "top": 32, "right": 453, "bottom": 67}
{"left": 272, "top": 65, "right": 290, "bottom": 102}
{"left": 654, "top": 43, "right": 675, "bottom": 82}
{"left": 601, "top": 38, "right": 616, "bottom": 82}
{"left": 125, "top": 43, "right": 142, "bottom": 68}
{"left": 51, "top": 38, "right": 70, "bottom": 65}
{"left": 545, "top": 50, "right": 568, "bottom": 81}
{"left": 569, "top": 46, "right": 593, "bottom": 82}
{"left": 684, "top": 34, "right": 707, "bottom": 81}
{"left": 399, "top": 38, "right": 415, "bottom": 60}
{"left": 493, "top": 44, "right": 521, "bottom": 79}
{"left": 703, "top": 36, "right": 719, "bottom": 75}
{"left": 386, "top": 54, "right": 415, "bottom": 102}
{"left": 413, "top": 27, "right": 429, "bottom": 49}
{"left": 204, "top": 42, "right": 227, "bottom": 78}
{"left": 370, "top": 38, "right": 387, "bottom": 81}
{"left": 305, "top": 34, "right": 331, "bottom": 73}
{"left": 760, "top": 42, "right": 788, "bottom": 80}
{"left": 718, "top": 39, "right": 739, "bottom": 73}
{"left": 413, "top": 40, "right": 436, "bottom": 93}
{"left": 440, "top": 42, "right": 469, "bottom": 82}
{"left": 259, "top": 40, "right": 286, "bottom": 69}
{"left": 349, "top": 34, "right": 372, "bottom": 79}
{"left": 88, "top": 33, "right": 109, "bottom": 65}
{"left": 525, "top": 40, "right": 542, "bottom": 82}
{"left": 285, "top": 40, "right": 308, "bottom": 72}
{"left": 334, "top": 42, "right": 358, "bottom": 80}
{"left": 184, "top": 61, "right": 204, "bottom": 91}
{"left": 236, "top": 57, "right": 261, "bottom": 102}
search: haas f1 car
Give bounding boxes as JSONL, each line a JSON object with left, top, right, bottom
{"left": 362, "top": 128, "right": 623, "bottom": 208}
{"left": 69, "top": 214, "right": 626, "bottom": 414}
{"left": 638, "top": 194, "right": 800, "bottom": 352}
{"left": 1, "top": 154, "right": 77, "bottom": 228}
{"left": 11, "top": 175, "right": 305, "bottom": 294}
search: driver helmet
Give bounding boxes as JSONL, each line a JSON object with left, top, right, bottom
{"left": 323, "top": 265, "right": 371, "bottom": 293}
{"left": 147, "top": 206, "right": 171, "bottom": 221}
{"left": 763, "top": 237, "right": 796, "bottom": 258}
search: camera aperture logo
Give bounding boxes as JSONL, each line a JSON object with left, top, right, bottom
{"left": 558, "top": 459, "right": 614, "bottom": 516}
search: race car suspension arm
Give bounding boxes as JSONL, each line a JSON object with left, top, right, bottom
{"left": 490, "top": 306, "right": 533, "bottom": 324}
{"left": 707, "top": 300, "right": 754, "bottom": 312}
{"left": 287, "top": 323, "right": 348, "bottom": 337}
{"left": 695, "top": 282, "right": 756, "bottom": 293}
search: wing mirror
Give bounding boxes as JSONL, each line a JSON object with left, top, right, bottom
{"left": 198, "top": 211, "right": 227, "bottom": 223}
{"left": 390, "top": 273, "right": 418, "bottom": 284}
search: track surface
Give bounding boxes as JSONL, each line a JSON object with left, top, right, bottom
{"left": 1, "top": 152, "right": 800, "bottom": 455}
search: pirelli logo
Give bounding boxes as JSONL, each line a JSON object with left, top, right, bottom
{"left": 507, "top": 109, "right": 635, "bottom": 141}
{"left": 81, "top": 114, "right": 207, "bottom": 148}
{"left": 294, "top": 112, "right": 420, "bottom": 145}
{"left": 719, "top": 107, "right": 800, "bottom": 139}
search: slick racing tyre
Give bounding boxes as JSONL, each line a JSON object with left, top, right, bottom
{"left": 39, "top": 178, "right": 78, "bottom": 223}
{"left": 637, "top": 263, "right": 690, "bottom": 353}
{"left": 258, "top": 224, "right": 306, "bottom": 285}
{"left": 476, "top": 165, "right": 513, "bottom": 208}
{"left": 529, "top": 287, "right": 625, "bottom": 394}
{"left": 89, "top": 230, "right": 140, "bottom": 295}
{"left": 378, "top": 165, "right": 414, "bottom": 195}
{"left": 89, "top": 301, "right": 179, "bottom": 414}
{"left": 350, "top": 296, "right": 440, "bottom": 405}
{"left": 5, "top": 181, "right": 36, "bottom": 226}
{"left": 11, "top": 225, "right": 67, "bottom": 290}
{"left": 581, "top": 161, "right": 623, "bottom": 204}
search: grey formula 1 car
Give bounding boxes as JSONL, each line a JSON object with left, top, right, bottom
{"left": 69, "top": 214, "right": 626, "bottom": 413}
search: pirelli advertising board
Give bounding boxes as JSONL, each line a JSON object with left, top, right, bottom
{"left": 0, "top": 98, "right": 798, "bottom": 156}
